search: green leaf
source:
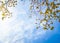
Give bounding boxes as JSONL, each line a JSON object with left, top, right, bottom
{"left": 2, "top": 17, "right": 5, "bottom": 20}
{"left": 50, "top": 26, "right": 54, "bottom": 30}
{"left": 50, "top": 21, "right": 53, "bottom": 24}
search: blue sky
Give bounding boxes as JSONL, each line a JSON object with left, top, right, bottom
{"left": 14, "top": 0, "right": 60, "bottom": 43}
{"left": 0, "top": 0, "right": 60, "bottom": 43}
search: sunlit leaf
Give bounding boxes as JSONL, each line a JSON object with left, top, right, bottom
{"left": 50, "top": 2, "right": 54, "bottom": 6}
{"left": 50, "top": 2, "right": 58, "bottom": 9}
{"left": 2, "top": 13, "right": 5, "bottom": 17}
{"left": 30, "top": 0, "right": 60, "bottom": 30}
{"left": 39, "top": 11, "right": 43, "bottom": 14}
{"left": 46, "top": 2, "right": 49, "bottom": 6}
{"left": 0, "top": 0, "right": 17, "bottom": 20}
{"left": 50, "top": 9, "right": 53, "bottom": 14}
{"left": 43, "top": 27, "right": 47, "bottom": 30}
{"left": 45, "top": 9, "right": 49, "bottom": 14}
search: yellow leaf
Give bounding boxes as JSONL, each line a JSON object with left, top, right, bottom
{"left": 46, "top": 2, "right": 49, "bottom": 6}
{"left": 2, "top": 13, "right": 5, "bottom": 17}
{"left": 50, "top": 9, "right": 52, "bottom": 14}
{"left": 50, "top": 2, "right": 54, "bottom": 6}
{"left": 39, "top": 11, "right": 43, "bottom": 14}
{"left": 45, "top": 9, "right": 49, "bottom": 14}
{"left": 43, "top": 27, "right": 47, "bottom": 30}
{"left": 52, "top": 5, "right": 58, "bottom": 9}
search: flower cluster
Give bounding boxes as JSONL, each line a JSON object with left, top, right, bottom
{"left": 29, "top": 0, "right": 60, "bottom": 30}
{"left": 0, "top": 0, "right": 17, "bottom": 20}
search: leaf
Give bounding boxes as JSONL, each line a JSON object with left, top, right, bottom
{"left": 50, "top": 21, "right": 53, "bottom": 24}
{"left": 2, "top": 13, "right": 5, "bottom": 17}
{"left": 50, "top": 9, "right": 52, "bottom": 14}
{"left": 50, "top": 2, "right": 58, "bottom": 9}
{"left": 45, "top": 9, "right": 49, "bottom": 14}
{"left": 46, "top": 0, "right": 48, "bottom": 3}
{"left": 36, "top": 6, "right": 39, "bottom": 9}
{"left": 59, "top": 19, "right": 60, "bottom": 22}
{"left": 43, "top": 27, "right": 47, "bottom": 30}
{"left": 56, "top": 3, "right": 60, "bottom": 5}
{"left": 56, "top": 10, "right": 60, "bottom": 12}
{"left": 50, "top": 26, "right": 54, "bottom": 30}
{"left": 53, "top": 12, "right": 56, "bottom": 17}
{"left": 50, "top": 2, "right": 54, "bottom": 6}
{"left": 2, "top": 17, "right": 5, "bottom": 20}
{"left": 54, "top": 0, "right": 58, "bottom": 1}
{"left": 39, "top": 11, "right": 43, "bottom": 14}
{"left": 46, "top": 2, "right": 49, "bottom": 6}
{"left": 44, "top": 18, "right": 47, "bottom": 21}
{"left": 30, "top": 5, "right": 33, "bottom": 10}
{"left": 36, "top": 26, "right": 40, "bottom": 29}
{"left": 57, "top": 16, "right": 59, "bottom": 19}
{"left": 52, "top": 4, "right": 58, "bottom": 9}
{"left": 42, "top": 2, "right": 44, "bottom": 5}
{"left": 36, "top": 27, "right": 39, "bottom": 29}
